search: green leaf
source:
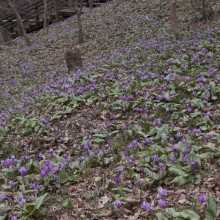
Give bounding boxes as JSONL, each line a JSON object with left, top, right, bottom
{"left": 93, "top": 133, "right": 108, "bottom": 138}
{"left": 34, "top": 193, "right": 48, "bottom": 210}
{"left": 155, "top": 212, "right": 169, "bottom": 220}
{"left": 21, "top": 127, "right": 33, "bottom": 136}
{"left": 51, "top": 114, "right": 62, "bottom": 121}
{"left": 62, "top": 198, "right": 72, "bottom": 208}
{"left": 170, "top": 175, "right": 189, "bottom": 186}
{"left": 197, "top": 153, "right": 212, "bottom": 159}
{"left": 205, "top": 195, "right": 217, "bottom": 220}
{"left": 145, "top": 168, "right": 159, "bottom": 180}
{"left": 169, "top": 167, "right": 187, "bottom": 176}
{"left": 166, "top": 208, "right": 200, "bottom": 219}
{"left": 30, "top": 120, "right": 37, "bottom": 128}
{"left": 148, "top": 128, "right": 156, "bottom": 136}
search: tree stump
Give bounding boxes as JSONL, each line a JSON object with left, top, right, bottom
{"left": 0, "top": 26, "right": 11, "bottom": 44}
{"left": 65, "top": 47, "right": 83, "bottom": 73}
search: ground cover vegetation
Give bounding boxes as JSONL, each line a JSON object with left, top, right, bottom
{"left": 0, "top": 0, "right": 220, "bottom": 219}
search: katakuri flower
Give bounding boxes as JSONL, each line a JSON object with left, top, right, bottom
{"left": 158, "top": 199, "right": 167, "bottom": 208}
{"left": 114, "top": 200, "right": 123, "bottom": 209}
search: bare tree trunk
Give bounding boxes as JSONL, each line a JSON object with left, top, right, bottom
{"left": 0, "top": 64, "right": 4, "bottom": 75}
{"left": 202, "top": 0, "right": 207, "bottom": 21}
{"left": 17, "top": 20, "right": 22, "bottom": 37}
{"left": 54, "top": 0, "right": 59, "bottom": 21}
{"left": 169, "top": 0, "right": 181, "bottom": 40}
{"left": 43, "top": 0, "right": 48, "bottom": 28}
{"left": 6, "top": 0, "right": 31, "bottom": 46}
{"left": 89, "top": 0, "right": 93, "bottom": 9}
{"left": 73, "top": 0, "right": 77, "bottom": 9}
{"left": 77, "top": 0, "right": 83, "bottom": 44}
{"left": 67, "top": 0, "right": 72, "bottom": 7}
{"left": 0, "top": 26, "right": 12, "bottom": 44}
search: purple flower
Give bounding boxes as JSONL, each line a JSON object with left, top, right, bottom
{"left": 190, "top": 161, "right": 198, "bottom": 167}
{"left": 40, "top": 169, "right": 47, "bottom": 178}
{"left": 156, "top": 118, "right": 162, "bottom": 126}
{"left": 78, "top": 156, "right": 84, "bottom": 163}
{"left": 49, "top": 148, "right": 54, "bottom": 155}
{"left": 183, "top": 155, "right": 188, "bottom": 164}
{"left": 172, "top": 146, "right": 178, "bottom": 152}
{"left": 176, "top": 132, "right": 182, "bottom": 138}
{"left": 9, "top": 180, "right": 14, "bottom": 187}
{"left": 122, "top": 124, "right": 127, "bottom": 130}
{"left": 0, "top": 193, "right": 7, "bottom": 201}
{"left": 38, "top": 152, "right": 44, "bottom": 160}
{"left": 145, "top": 138, "right": 150, "bottom": 146}
{"left": 158, "top": 199, "right": 167, "bottom": 208}
{"left": 203, "top": 134, "right": 213, "bottom": 141}
{"left": 19, "top": 166, "right": 27, "bottom": 176}
{"left": 141, "top": 201, "right": 154, "bottom": 212}
{"left": 110, "top": 114, "right": 116, "bottom": 120}
{"left": 59, "top": 137, "right": 64, "bottom": 142}
{"left": 30, "top": 182, "right": 42, "bottom": 191}
{"left": 182, "top": 148, "right": 188, "bottom": 155}
{"left": 158, "top": 188, "right": 167, "bottom": 196}
{"left": 193, "top": 128, "right": 201, "bottom": 135}
{"left": 169, "top": 137, "right": 174, "bottom": 143}
{"left": 114, "top": 200, "right": 123, "bottom": 209}
{"left": 117, "top": 167, "right": 124, "bottom": 173}
{"left": 114, "top": 175, "right": 121, "bottom": 184}
{"left": 60, "top": 163, "right": 65, "bottom": 169}
{"left": 187, "top": 108, "right": 192, "bottom": 113}
{"left": 18, "top": 194, "right": 24, "bottom": 202}
{"left": 159, "top": 162, "right": 166, "bottom": 169}
{"left": 169, "top": 156, "right": 176, "bottom": 163}
{"left": 108, "top": 146, "right": 113, "bottom": 152}
{"left": 187, "top": 144, "right": 192, "bottom": 150}
{"left": 22, "top": 155, "right": 29, "bottom": 162}
{"left": 20, "top": 198, "right": 26, "bottom": 206}
{"left": 17, "top": 192, "right": 25, "bottom": 205}
{"left": 10, "top": 216, "right": 17, "bottom": 220}
{"left": 135, "top": 178, "right": 142, "bottom": 185}
{"left": 198, "top": 194, "right": 206, "bottom": 203}
{"left": 151, "top": 154, "right": 159, "bottom": 162}
{"left": 128, "top": 155, "right": 135, "bottom": 164}
{"left": 51, "top": 167, "right": 59, "bottom": 174}
{"left": 152, "top": 121, "right": 157, "bottom": 127}
{"left": 5, "top": 158, "right": 13, "bottom": 167}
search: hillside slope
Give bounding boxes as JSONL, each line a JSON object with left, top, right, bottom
{"left": 0, "top": 0, "right": 220, "bottom": 219}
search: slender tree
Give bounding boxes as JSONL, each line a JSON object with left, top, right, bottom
{"left": 43, "top": 0, "right": 48, "bottom": 29}
{"left": 53, "top": 0, "right": 59, "bottom": 21}
{"left": 77, "top": 0, "right": 84, "bottom": 44}
{"left": 6, "top": 0, "right": 31, "bottom": 45}
{"left": 169, "top": 0, "right": 181, "bottom": 40}
{"left": 88, "top": 0, "right": 93, "bottom": 9}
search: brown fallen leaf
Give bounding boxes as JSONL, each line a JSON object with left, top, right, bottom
{"left": 128, "top": 210, "right": 141, "bottom": 220}
{"left": 99, "top": 210, "right": 112, "bottom": 217}
{"left": 98, "top": 195, "right": 110, "bottom": 208}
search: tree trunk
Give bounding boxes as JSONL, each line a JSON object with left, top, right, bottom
{"left": 88, "top": 0, "right": 93, "bottom": 9}
{"left": 0, "top": 26, "right": 12, "bottom": 44}
{"left": 72, "top": 0, "right": 77, "bottom": 9}
{"left": 17, "top": 20, "right": 22, "bottom": 37}
{"left": 202, "top": 0, "right": 207, "bottom": 21}
{"left": 54, "top": 0, "right": 59, "bottom": 21}
{"left": 169, "top": 0, "right": 181, "bottom": 40}
{"left": 6, "top": 0, "right": 31, "bottom": 46}
{"left": 43, "top": 0, "right": 48, "bottom": 29}
{"left": 65, "top": 47, "right": 83, "bottom": 73}
{"left": 77, "top": 0, "right": 83, "bottom": 44}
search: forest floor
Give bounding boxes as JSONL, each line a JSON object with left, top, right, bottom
{"left": 0, "top": 0, "right": 220, "bottom": 219}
